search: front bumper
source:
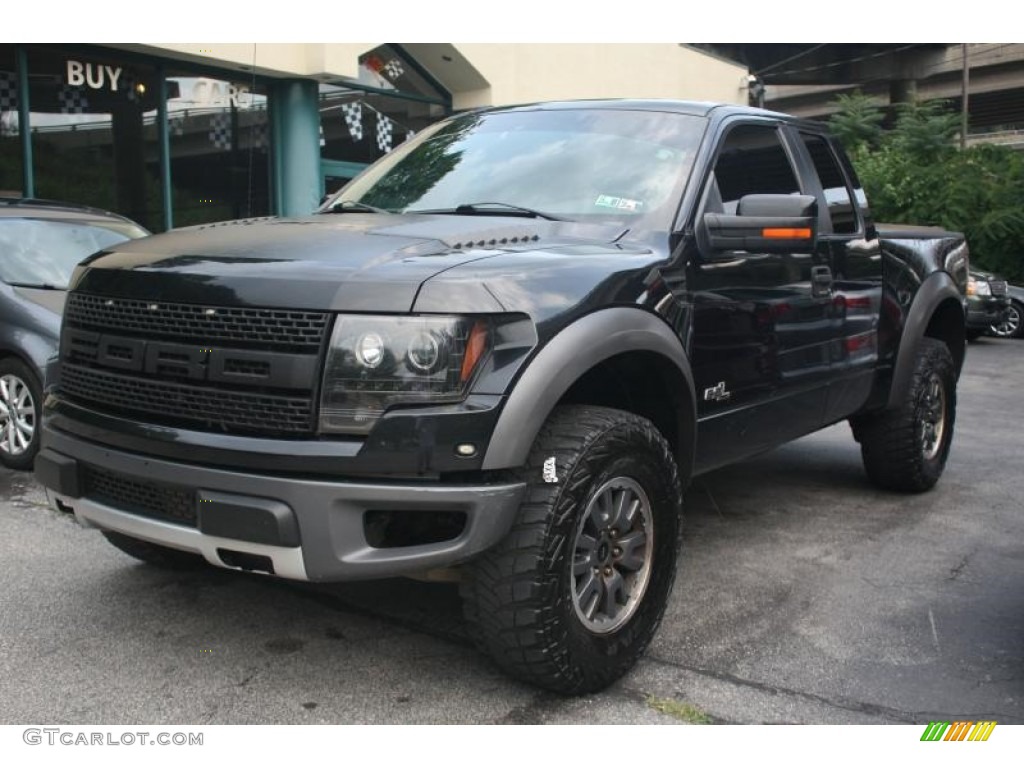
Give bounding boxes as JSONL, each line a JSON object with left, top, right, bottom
{"left": 37, "top": 427, "right": 525, "bottom": 582}
{"left": 965, "top": 297, "right": 1011, "bottom": 330}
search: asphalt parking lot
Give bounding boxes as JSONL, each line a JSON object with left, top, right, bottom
{"left": 1, "top": 339, "right": 1021, "bottom": 725}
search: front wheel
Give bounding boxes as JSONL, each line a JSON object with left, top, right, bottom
{"left": 461, "top": 405, "right": 683, "bottom": 694}
{"left": 853, "top": 337, "right": 956, "bottom": 492}
{"left": 0, "top": 358, "right": 42, "bottom": 471}
{"left": 990, "top": 301, "right": 1023, "bottom": 339}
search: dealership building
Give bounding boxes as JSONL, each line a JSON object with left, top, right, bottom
{"left": 0, "top": 44, "right": 747, "bottom": 232}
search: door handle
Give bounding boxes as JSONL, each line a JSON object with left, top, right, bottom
{"left": 811, "top": 265, "right": 833, "bottom": 297}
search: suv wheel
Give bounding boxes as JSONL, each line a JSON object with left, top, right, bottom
{"left": 461, "top": 405, "right": 683, "bottom": 694}
{"left": 0, "top": 358, "right": 42, "bottom": 471}
{"left": 853, "top": 338, "right": 956, "bottom": 492}
{"left": 990, "top": 301, "right": 1022, "bottom": 339}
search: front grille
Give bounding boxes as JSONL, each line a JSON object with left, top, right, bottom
{"left": 84, "top": 464, "right": 196, "bottom": 527}
{"left": 61, "top": 364, "right": 314, "bottom": 435}
{"left": 989, "top": 280, "right": 1008, "bottom": 297}
{"left": 65, "top": 293, "right": 328, "bottom": 352}
{"left": 58, "top": 293, "right": 325, "bottom": 438}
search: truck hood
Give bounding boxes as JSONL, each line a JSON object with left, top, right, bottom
{"left": 71, "top": 213, "right": 626, "bottom": 313}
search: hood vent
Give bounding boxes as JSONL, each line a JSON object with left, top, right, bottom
{"left": 451, "top": 233, "right": 541, "bottom": 250}
{"left": 194, "top": 216, "right": 275, "bottom": 231}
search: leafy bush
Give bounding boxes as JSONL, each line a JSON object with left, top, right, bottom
{"left": 829, "top": 93, "right": 1024, "bottom": 282}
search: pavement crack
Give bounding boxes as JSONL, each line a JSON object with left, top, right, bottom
{"left": 645, "top": 655, "right": 921, "bottom": 723}
{"left": 700, "top": 482, "right": 726, "bottom": 521}
{"left": 948, "top": 552, "right": 972, "bottom": 581}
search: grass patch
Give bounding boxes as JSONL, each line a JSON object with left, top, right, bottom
{"left": 646, "top": 696, "right": 712, "bottom": 724}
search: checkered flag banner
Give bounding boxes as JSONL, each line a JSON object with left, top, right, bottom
{"left": 58, "top": 85, "right": 89, "bottom": 114}
{"left": 383, "top": 59, "right": 405, "bottom": 80}
{"left": 405, "top": 130, "right": 416, "bottom": 144}
{"left": 319, "top": 124, "right": 325, "bottom": 148}
{"left": 0, "top": 72, "right": 17, "bottom": 112}
{"left": 169, "top": 115, "right": 185, "bottom": 136}
{"left": 376, "top": 114, "right": 393, "bottom": 153}
{"left": 209, "top": 112, "right": 231, "bottom": 150}
{"left": 250, "top": 122, "right": 268, "bottom": 150}
{"left": 342, "top": 102, "right": 363, "bottom": 141}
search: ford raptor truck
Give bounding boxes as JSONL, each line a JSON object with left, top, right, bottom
{"left": 35, "top": 101, "right": 969, "bottom": 694}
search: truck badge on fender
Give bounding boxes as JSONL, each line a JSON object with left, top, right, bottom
{"left": 703, "top": 381, "right": 731, "bottom": 402}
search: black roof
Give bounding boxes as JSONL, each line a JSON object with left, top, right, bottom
{"left": 478, "top": 98, "right": 802, "bottom": 123}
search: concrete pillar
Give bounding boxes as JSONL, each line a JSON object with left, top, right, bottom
{"left": 889, "top": 78, "right": 918, "bottom": 105}
{"left": 270, "top": 79, "right": 320, "bottom": 217}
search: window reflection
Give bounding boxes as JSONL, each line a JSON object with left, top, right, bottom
{"left": 166, "top": 74, "right": 270, "bottom": 226}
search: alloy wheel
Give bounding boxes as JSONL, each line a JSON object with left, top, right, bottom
{"left": 0, "top": 374, "right": 36, "bottom": 456}
{"left": 990, "top": 304, "right": 1021, "bottom": 338}
{"left": 571, "top": 476, "right": 654, "bottom": 634}
{"left": 918, "top": 371, "right": 946, "bottom": 461}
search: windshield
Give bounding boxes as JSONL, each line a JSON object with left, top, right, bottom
{"left": 332, "top": 108, "right": 707, "bottom": 230}
{"left": 0, "top": 217, "right": 147, "bottom": 289}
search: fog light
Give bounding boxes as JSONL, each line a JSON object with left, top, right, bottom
{"left": 455, "top": 443, "right": 477, "bottom": 458}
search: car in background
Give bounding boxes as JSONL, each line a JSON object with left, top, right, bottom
{"left": 988, "top": 282, "right": 1023, "bottom": 339}
{"left": 965, "top": 270, "right": 1011, "bottom": 341}
{"left": 0, "top": 198, "right": 149, "bottom": 469}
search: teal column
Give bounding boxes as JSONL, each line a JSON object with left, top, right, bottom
{"left": 16, "top": 47, "right": 34, "bottom": 198}
{"left": 157, "top": 66, "right": 173, "bottom": 231}
{"left": 270, "top": 80, "right": 321, "bottom": 217}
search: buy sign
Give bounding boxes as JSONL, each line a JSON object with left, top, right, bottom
{"left": 66, "top": 60, "right": 122, "bottom": 92}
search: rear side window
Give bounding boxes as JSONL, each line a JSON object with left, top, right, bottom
{"left": 800, "top": 133, "right": 858, "bottom": 234}
{"left": 713, "top": 125, "right": 801, "bottom": 212}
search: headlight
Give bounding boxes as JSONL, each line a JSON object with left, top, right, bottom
{"left": 967, "top": 278, "right": 991, "bottom": 297}
{"left": 319, "top": 315, "right": 490, "bottom": 434}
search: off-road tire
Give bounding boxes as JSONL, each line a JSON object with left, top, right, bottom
{"left": 855, "top": 337, "right": 956, "bottom": 492}
{"left": 102, "top": 531, "right": 208, "bottom": 570}
{"left": 461, "top": 405, "right": 684, "bottom": 694}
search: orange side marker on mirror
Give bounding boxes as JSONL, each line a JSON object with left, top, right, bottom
{"left": 762, "top": 228, "right": 812, "bottom": 239}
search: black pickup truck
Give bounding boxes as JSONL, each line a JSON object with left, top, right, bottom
{"left": 35, "top": 101, "right": 969, "bottom": 694}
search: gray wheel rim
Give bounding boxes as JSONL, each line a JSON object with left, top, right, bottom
{"left": 571, "top": 476, "right": 654, "bottom": 634}
{"left": 919, "top": 372, "right": 946, "bottom": 461}
{"left": 991, "top": 305, "right": 1020, "bottom": 338}
{"left": 0, "top": 374, "right": 35, "bottom": 457}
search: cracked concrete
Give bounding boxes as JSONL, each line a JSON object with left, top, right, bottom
{"left": 0, "top": 339, "right": 1022, "bottom": 724}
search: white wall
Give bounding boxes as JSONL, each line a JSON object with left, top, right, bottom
{"left": 122, "top": 43, "right": 749, "bottom": 108}
{"left": 445, "top": 44, "right": 749, "bottom": 109}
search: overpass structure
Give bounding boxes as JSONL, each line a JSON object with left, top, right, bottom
{"left": 690, "top": 43, "right": 1024, "bottom": 147}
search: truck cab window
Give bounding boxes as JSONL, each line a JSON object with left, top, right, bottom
{"left": 800, "top": 133, "right": 858, "bottom": 234}
{"left": 712, "top": 124, "right": 800, "bottom": 213}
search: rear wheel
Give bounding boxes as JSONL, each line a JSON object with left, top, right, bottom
{"left": 102, "top": 531, "right": 208, "bottom": 570}
{"left": 854, "top": 338, "right": 956, "bottom": 492}
{"left": 461, "top": 405, "right": 683, "bottom": 694}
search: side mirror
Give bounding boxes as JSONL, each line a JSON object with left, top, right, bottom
{"left": 703, "top": 194, "right": 818, "bottom": 256}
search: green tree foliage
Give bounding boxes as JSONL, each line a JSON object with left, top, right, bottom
{"left": 834, "top": 96, "right": 1024, "bottom": 281}
{"left": 827, "top": 92, "right": 884, "bottom": 152}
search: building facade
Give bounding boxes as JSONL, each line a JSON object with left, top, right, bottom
{"left": 0, "top": 43, "right": 748, "bottom": 232}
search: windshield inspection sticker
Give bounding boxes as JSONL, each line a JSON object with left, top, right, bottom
{"left": 595, "top": 195, "right": 643, "bottom": 211}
